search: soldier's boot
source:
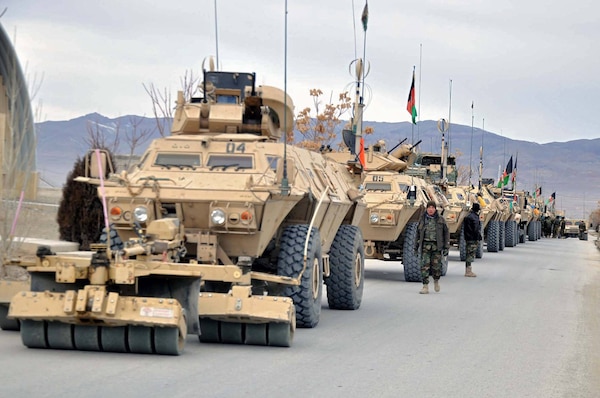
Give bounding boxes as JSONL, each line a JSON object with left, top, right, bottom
{"left": 465, "top": 265, "right": 477, "bottom": 277}
{"left": 433, "top": 279, "right": 440, "bottom": 292}
{"left": 419, "top": 278, "right": 429, "bottom": 294}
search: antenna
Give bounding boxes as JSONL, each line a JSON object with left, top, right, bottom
{"left": 469, "top": 101, "right": 474, "bottom": 189}
{"left": 280, "top": 0, "right": 290, "bottom": 195}
{"left": 213, "top": 0, "right": 219, "bottom": 68}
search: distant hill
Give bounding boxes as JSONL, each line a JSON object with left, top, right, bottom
{"left": 35, "top": 114, "right": 600, "bottom": 219}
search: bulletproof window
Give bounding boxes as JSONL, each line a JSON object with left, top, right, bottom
{"left": 207, "top": 154, "right": 254, "bottom": 170}
{"left": 266, "top": 156, "right": 279, "bottom": 171}
{"left": 154, "top": 153, "right": 201, "bottom": 168}
{"left": 365, "top": 182, "right": 392, "bottom": 191}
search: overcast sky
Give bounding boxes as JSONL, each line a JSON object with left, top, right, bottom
{"left": 1, "top": 0, "right": 599, "bottom": 144}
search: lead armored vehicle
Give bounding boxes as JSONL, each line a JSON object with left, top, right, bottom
{"left": 7, "top": 67, "right": 366, "bottom": 354}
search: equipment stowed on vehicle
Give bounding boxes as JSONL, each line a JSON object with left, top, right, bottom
{"left": 7, "top": 67, "right": 367, "bottom": 355}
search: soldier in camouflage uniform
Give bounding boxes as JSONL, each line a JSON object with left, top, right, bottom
{"left": 463, "top": 202, "right": 482, "bottom": 277}
{"left": 416, "top": 201, "right": 449, "bottom": 294}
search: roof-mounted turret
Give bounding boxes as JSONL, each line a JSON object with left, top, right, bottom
{"left": 171, "top": 69, "right": 294, "bottom": 140}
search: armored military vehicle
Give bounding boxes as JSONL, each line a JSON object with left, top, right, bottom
{"left": 475, "top": 182, "right": 510, "bottom": 253}
{"left": 6, "top": 67, "right": 366, "bottom": 354}
{"left": 327, "top": 139, "right": 450, "bottom": 282}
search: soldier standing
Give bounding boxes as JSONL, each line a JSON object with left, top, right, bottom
{"left": 416, "top": 201, "right": 449, "bottom": 294}
{"left": 463, "top": 202, "right": 482, "bottom": 277}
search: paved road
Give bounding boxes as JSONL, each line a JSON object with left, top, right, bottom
{"left": 0, "top": 236, "right": 598, "bottom": 398}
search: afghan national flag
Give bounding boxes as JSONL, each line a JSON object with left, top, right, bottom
{"left": 546, "top": 192, "right": 556, "bottom": 205}
{"left": 534, "top": 186, "right": 542, "bottom": 198}
{"left": 511, "top": 155, "right": 517, "bottom": 183}
{"left": 361, "top": 1, "right": 369, "bottom": 31}
{"left": 406, "top": 69, "right": 417, "bottom": 124}
{"left": 496, "top": 156, "right": 513, "bottom": 188}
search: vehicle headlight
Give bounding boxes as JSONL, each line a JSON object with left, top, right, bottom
{"left": 370, "top": 213, "right": 380, "bottom": 223}
{"left": 133, "top": 206, "right": 148, "bottom": 223}
{"left": 211, "top": 209, "right": 226, "bottom": 226}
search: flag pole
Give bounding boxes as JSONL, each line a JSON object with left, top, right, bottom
{"left": 417, "top": 43, "right": 422, "bottom": 142}
{"left": 469, "top": 101, "right": 474, "bottom": 189}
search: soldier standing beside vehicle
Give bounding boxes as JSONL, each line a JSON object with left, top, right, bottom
{"left": 416, "top": 200, "right": 449, "bottom": 294}
{"left": 559, "top": 217, "right": 566, "bottom": 239}
{"left": 463, "top": 202, "right": 482, "bottom": 277}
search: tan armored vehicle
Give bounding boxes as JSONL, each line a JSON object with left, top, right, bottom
{"left": 405, "top": 152, "right": 472, "bottom": 256}
{"left": 328, "top": 140, "right": 450, "bottom": 282}
{"left": 6, "top": 68, "right": 366, "bottom": 354}
{"left": 475, "top": 181, "right": 510, "bottom": 253}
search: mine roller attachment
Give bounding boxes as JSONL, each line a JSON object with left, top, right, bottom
{"left": 0, "top": 279, "right": 30, "bottom": 331}
{"left": 10, "top": 287, "right": 189, "bottom": 355}
{"left": 198, "top": 285, "right": 296, "bottom": 347}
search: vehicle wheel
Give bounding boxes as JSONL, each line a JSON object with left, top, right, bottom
{"left": 21, "top": 320, "right": 47, "bottom": 348}
{"left": 198, "top": 318, "right": 220, "bottom": 343}
{"left": 220, "top": 322, "right": 243, "bottom": 344}
{"left": 326, "top": 225, "right": 364, "bottom": 310}
{"left": 154, "top": 325, "right": 185, "bottom": 355}
{"left": 505, "top": 221, "right": 515, "bottom": 247}
{"left": 128, "top": 325, "right": 153, "bottom": 354}
{"left": 528, "top": 221, "right": 536, "bottom": 241}
{"left": 100, "top": 326, "right": 128, "bottom": 352}
{"left": 267, "top": 322, "right": 293, "bottom": 347}
{"left": 499, "top": 221, "right": 505, "bottom": 251}
{"left": 47, "top": 322, "right": 74, "bottom": 349}
{"left": 0, "top": 304, "right": 20, "bottom": 331}
{"left": 73, "top": 325, "right": 101, "bottom": 351}
{"left": 487, "top": 220, "right": 499, "bottom": 252}
{"left": 402, "top": 222, "right": 421, "bottom": 282}
{"left": 244, "top": 323, "right": 268, "bottom": 346}
{"left": 277, "top": 225, "right": 322, "bottom": 328}
{"left": 459, "top": 224, "right": 467, "bottom": 261}
{"left": 99, "top": 224, "right": 124, "bottom": 251}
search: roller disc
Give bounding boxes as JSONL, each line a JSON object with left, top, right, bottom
{"left": 268, "top": 322, "right": 292, "bottom": 347}
{"left": 128, "top": 325, "right": 153, "bottom": 354}
{"left": 47, "top": 322, "right": 74, "bottom": 349}
{"left": 21, "top": 320, "right": 48, "bottom": 348}
{"left": 220, "top": 322, "right": 243, "bottom": 344}
{"left": 100, "top": 326, "right": 128, "bottom": 353}
{"left": 0, "top": 305, "right": 20, "bottom": 331}
{"left": 198, "top": 318, "right": 220, "bottom": 343}
{"left": 73, "top": 325, "right": 101, "bottom": 351}
{"left": 244, "top": 323, "right": 267, "bottom": 345}
{"left": 154, "top": 327, "right": 184, "bottom": 356}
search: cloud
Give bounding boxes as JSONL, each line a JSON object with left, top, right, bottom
{"left": 2, "top": 0, "right": 600, "bottom": 142}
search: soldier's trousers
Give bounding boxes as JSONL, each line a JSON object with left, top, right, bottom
{"left": 421, "top": 242, "right": 442, "bottom": 284}
{"left": 466, "top": 240, "right": 478, "bottom": 263}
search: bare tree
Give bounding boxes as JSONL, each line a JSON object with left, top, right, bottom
{"left": 294, "top": 89, "right": 373, "bottom": 151}
{"left": 84, "top": 117, "right": 120, "bottom": 154}
{"left": 143, "top": 69, "right": 199, "bottom": 137}
{"left": 123, "top": 115, "right": 154, "bottom": 169}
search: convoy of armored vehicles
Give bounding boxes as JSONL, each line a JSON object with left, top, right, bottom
{"left": 0, "top": 55, "right": 570, "bottom": 357}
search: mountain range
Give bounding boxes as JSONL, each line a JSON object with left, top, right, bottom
{"left": 35, "top": 113, "right": 600, "bottom": 220}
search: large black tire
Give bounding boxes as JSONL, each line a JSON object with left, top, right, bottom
{"left": 459, "top": 224, "right": 467, "bottom": 261}
{"left": 99, "top": 224, "right": 124, "bottom": 251}
{"left": 487, "top": 220, "right": 499, "bottom": 253}
{"left": 505, "top": 221, "right": 515, "bottom": 248}
{"left": 528, "top": 221, "right": 536, "bottom": 241}
{"left": 326, "top": 225, "right": 364, "bottom": 310}
{"left": 0, "top": 304, "right": 20, "bottom": 331}
{"left": 277, "top": 225, "right": 322, "bottom": 328}
{"left": 499, "top": 221, "right": 505, "bottom": 251}
{"left": 402, "top": 222, "right": 421, "bottom": 282}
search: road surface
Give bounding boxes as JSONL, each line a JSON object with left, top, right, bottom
{"left": 0, "top": 235, "right": 598, "bottom": 398}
